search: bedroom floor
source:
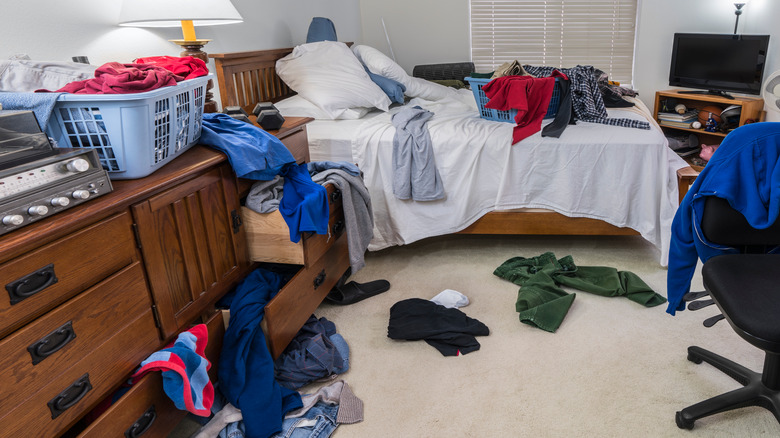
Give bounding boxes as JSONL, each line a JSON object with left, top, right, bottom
{"left": 173, "top": 234, "right": 779, "bottom": 437}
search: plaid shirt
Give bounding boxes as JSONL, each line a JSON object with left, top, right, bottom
{"left": 524, "top": 65, "right": 650, "bottom": 130}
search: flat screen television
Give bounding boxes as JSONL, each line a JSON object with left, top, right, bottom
{"left": 668, "top": 33, "right": 770, "bottom": 98}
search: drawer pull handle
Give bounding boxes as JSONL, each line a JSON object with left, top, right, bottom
{"left": 48, "top": 373, "right": 92, "bottom": 419}
{"left": 313, "top": 269, "right": 327, "bottom": 289}
{"left": 28, "top": 320, "right": 76, "bottom": 365}
{"left": 6, "top": 263, "right": 58, "bottom": 305}
{"left": 125, "top": 405, "right": 157, "bottom": 438}
{"left": 231, "top": 209, "right": 242, "bottom": 234}
{"left": 332, "top": 220, "right": 345, "bottom": 235}
{"left": 330, "top": 190, "right": 342, "bottom": 203}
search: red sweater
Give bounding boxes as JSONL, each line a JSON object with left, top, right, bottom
{"left": 482, "top": 71, "right": 566, "bottom": 143}
{"left": 134, "top": 56, "right": 209, "bottom": 80}
{"left": 48, "top": 62, "right": 182, "bottom": 94}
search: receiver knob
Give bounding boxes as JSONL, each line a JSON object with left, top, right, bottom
{"left": 51, "top": 197, "right": 70, "bottom": 207}
{"left": 27, "top": 205, "right": 49, "bottom": 216}
{"left": 2, "top": 215, "right": 23, "bottom": 226}
{"left": 65, "top": 158, "right": 90, "bottom": 173}
{"left": 71, "top": 190, "right": 90, "bottom": 200}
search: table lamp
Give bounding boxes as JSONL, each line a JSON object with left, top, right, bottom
{"left": 118, "top": 0, "right": 243, "bottom": 112}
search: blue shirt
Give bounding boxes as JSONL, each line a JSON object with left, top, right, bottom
{"left": 218, "top": 268, "right": 303, "bottom": 438}
{"left": 200, "top": 113, "right": 295, "bottom": 180}
{"left": 667, "top": 122, "right": 780, "bottom": 315}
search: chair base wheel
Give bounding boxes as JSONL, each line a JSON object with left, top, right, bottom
{"left": 676, "top": 411, "right": 695, "bottom": 430}
{"left": 687, "top": 351, "right": 703, "bottom": 364}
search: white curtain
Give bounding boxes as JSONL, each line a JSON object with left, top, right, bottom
{"left": 470, "top": 0, "right": 639, "bottom": 84}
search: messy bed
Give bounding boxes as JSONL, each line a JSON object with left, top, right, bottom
{"left": 211, "top": 41, "right": 688, "bottom": 266}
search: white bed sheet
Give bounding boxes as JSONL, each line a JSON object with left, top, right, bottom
{"left": 306, "top": 115, "right": 381, "bottom": 162}
{"left": 289, "top": 90, "right": 688, "bottom": 266}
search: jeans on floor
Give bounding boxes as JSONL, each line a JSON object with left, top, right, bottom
{"left": 274, "top": 402, "right": 339, "bottom": 438}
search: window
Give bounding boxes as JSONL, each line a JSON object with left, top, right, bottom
{"left": 470, "top": 0, "right": 639, "bottom": 84}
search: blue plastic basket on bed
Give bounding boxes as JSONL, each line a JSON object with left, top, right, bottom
{"left": 464, "top": 76, "right": 561, "bottom": 122}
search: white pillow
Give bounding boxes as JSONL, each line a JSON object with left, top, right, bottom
{"left": 275, "top": 95, "right": 370, "bottom": 120}
{"left": 276, "top": 41, "right": 391, "bottom": 119}
{"left": 351, "top": 45, "right": 456, "bottom": 101}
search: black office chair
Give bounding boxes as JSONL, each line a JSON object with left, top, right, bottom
{"left": 676, "top": 196, "right": 780, "bottom": 429}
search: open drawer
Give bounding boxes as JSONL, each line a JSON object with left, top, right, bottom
{"left": 261, "top": 232, "right": 350, "bottom": 359}
{"left": 242, "top": 183, "right": 345, "bottom": 267}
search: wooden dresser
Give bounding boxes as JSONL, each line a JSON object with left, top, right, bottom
{"left": 0, "top": 116, "right": 350, "bottom": 437}
{"left": 0, "top": 143, "right": 250, "bottom": 436}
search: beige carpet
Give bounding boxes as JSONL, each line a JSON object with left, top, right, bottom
{"left": 175, "top": 234, "right": 779, "bottom": 437}
{"left": 308, "top": 234, "right": 778, "bottom": 438}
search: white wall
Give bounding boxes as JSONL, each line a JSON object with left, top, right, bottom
{"left": 359, "top": 0, "right": 780, "bottom": 119}
{"left": 2, "top": 1, "right": 778, "bottom": 118}
{"left": 358, "top": 1, "right": 470, "bottom": 73}
{"left": 635, "top": 0, "right": 779, "bottom": 120}
{"left": 0, "top": 0, "right": 362, "bottom": 104}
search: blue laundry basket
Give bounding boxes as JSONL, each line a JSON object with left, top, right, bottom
{"left": 464, "top": 76, "right": 561, "bottom": 123}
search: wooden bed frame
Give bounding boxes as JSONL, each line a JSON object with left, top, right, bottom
{"left": 210, "top": 47, "right": 692, "bottom": 237}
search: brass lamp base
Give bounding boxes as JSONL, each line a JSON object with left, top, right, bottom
{"left": 169, "top": 39, "right": 217, "bottom": 113}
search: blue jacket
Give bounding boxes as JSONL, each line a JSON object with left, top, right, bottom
{"left": 218, "top": 268, "right": 302, "bottom": 438}
{"left": 667, "top": 122, "right": 780, "bottom": 315}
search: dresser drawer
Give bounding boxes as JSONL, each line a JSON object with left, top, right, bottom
{"left": 262, "top": 232, "right": 349, "bottom": 358}
{"left": 0, "top": 262, "right": 153, "bottom": 415}
{"left": 0, "top": 308, "right": 159, "bottom": 437}
{"left": 0, "top": 212, "right": 137, "bottom": 338}
{"left": 76, "top": 311, "right": 226, "bottom": 438}
{"left": 242, "top": 183, "right": 345, "bottom": 267}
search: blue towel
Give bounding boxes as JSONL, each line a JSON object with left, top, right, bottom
{"left": 199, "top": 113, "right": 295, "bottom": 180}
{"left": 218, "top": 268, "right": 303, "bottom": 438}
{"left": 0, "top": 91, "right": 63, "bottom": 131}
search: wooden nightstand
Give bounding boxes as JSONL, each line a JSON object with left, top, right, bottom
{"left": 654, "top": 90, "right": 764, "bottom": 202}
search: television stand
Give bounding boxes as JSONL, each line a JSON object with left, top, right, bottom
{"left": 676, "top": 89, "right": 735, "bottom": 100}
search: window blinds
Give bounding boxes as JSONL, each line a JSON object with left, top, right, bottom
{"left": 470, "top": 0, "right": 638, "bottom": 84}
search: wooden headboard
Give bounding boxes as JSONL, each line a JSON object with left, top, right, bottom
{"left": 210, "top": 43, "right": 353, "bottom": 114}
{"left": 209, "top": 47, "right": 297, "bottom": 114}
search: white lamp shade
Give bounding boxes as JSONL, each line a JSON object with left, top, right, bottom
{"left": 118, "top": 0, "right": 243, "bottom": 27}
